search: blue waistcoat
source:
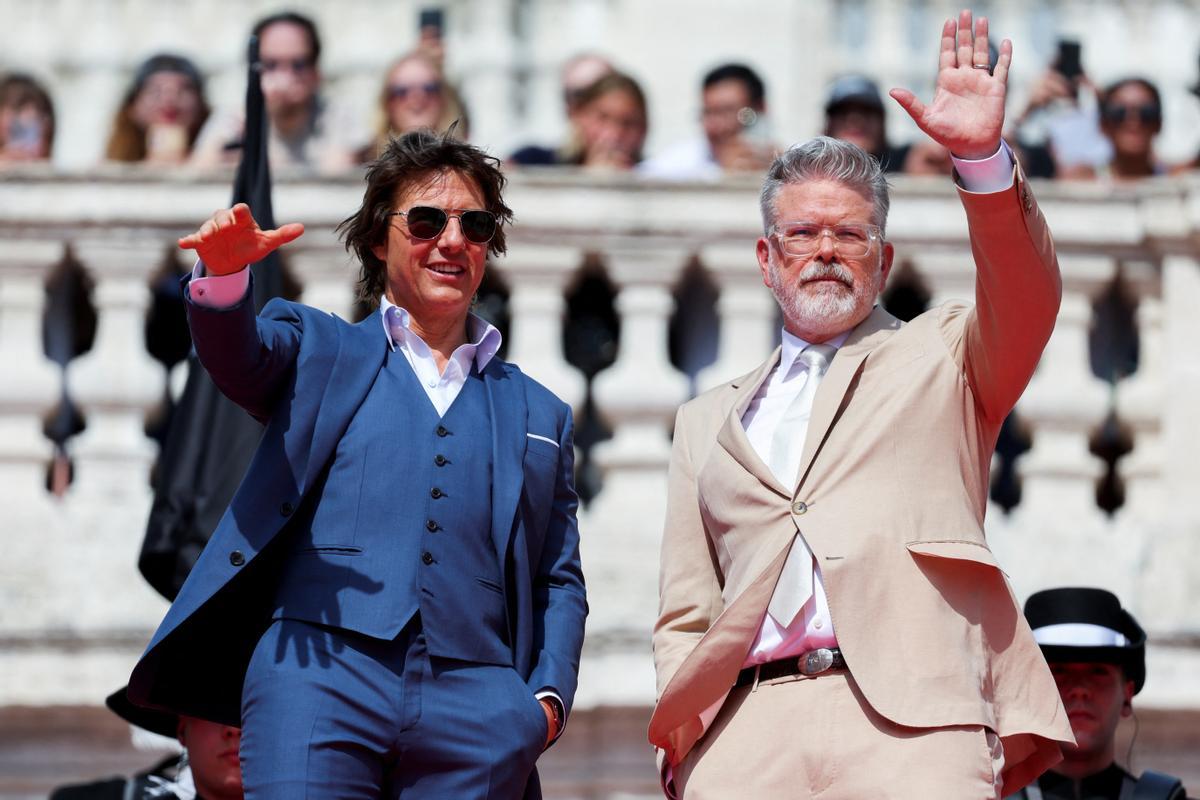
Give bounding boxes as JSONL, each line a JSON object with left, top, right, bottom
{"left": 273, "top": 349, "right": 511, "bottom": 665}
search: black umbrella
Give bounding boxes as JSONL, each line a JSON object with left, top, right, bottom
{"left": 139, "top": 35, "right": 286, "bottom": 600}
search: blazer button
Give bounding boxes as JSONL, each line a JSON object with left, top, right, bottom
{"left": 426, "top": 519, "right": 439, "bottom": 532}
{"left": 280, "top": 502, "right": 294, "bottom": 517}
{"left": 436, "top": 425, "right": 450, "bottom": 437}
{"left": 229, "top": 550, "right": 246, "bottom": 567}
{"left": 421, "top": 551, "right": 434, "bottom": 565}
{"left": 791, "top": 500, "right": 808, "bottom": 515}
{"left": 430, "top": 487, "right": 444, "bottom": 499}
{"left": 434, "top": 454, "right": 447, "bottom": 466}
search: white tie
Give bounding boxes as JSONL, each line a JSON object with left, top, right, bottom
{"left": 766, "top": 343, "right": 835, "bottom": 627}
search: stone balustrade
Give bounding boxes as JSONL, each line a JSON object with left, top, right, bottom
{"left": 1, "top": 167, "right": 1198, "bottom": 713}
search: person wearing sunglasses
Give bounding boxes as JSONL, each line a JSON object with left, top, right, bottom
{"left": 129, "top": 129, "right": 586, "bottom": 800}
{"left": 1089, "top": 77, "right": 1171, "bottom": 181}
{"left": 651, "top": 11, "right": 1072, "bottom": 799}
{"left": 359, "top": 51, "right": 469, "bottom": 162}
{"left": 191, "top": 11, "right": 364, "bottom": 172}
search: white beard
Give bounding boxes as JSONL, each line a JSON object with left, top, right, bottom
{"left": 768, "top": 256, "right": 882, "bottom": 338}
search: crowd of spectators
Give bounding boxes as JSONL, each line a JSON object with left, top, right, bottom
{"left": 3, "top": 10, "right": 1199, "bottom": 183}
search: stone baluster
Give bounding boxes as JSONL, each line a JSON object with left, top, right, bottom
{"left": 695, "top": 243, "right": 778, "bottom": 393}
{"left": 0, "top": 241, "right": 62, "bottom": 504}
{"left": 1135, "top": 251, "right": 1200, "bottom": 634}
{"left": 66, "top": 238, "right": 167, "bottom": 504}
{"left": 1012, "top": 254, "right": 1115, "bottom": 527}
{"left": 495, "top": 246, "right": 587, "bottom": 412}
{"left": 587, "top": 246, "right": 689, "bottom": 637}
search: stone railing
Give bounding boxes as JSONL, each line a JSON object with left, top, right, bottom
{"left": 1, "top": 166, "right": 1198, "bottom": 712}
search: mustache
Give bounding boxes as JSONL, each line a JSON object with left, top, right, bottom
{"left": 798, "top": 261, "right": 854, "bottom": 287}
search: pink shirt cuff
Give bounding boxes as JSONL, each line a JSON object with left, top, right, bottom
{"left": 189, "top": 260, "right": 250, "bottom": 308}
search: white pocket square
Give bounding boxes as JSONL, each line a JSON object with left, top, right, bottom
{"left": 526, "top": 433, "right": 559, "bottom": 447}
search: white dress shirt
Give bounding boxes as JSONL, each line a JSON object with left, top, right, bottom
{"left": 188, "top": 263, "right": 501, "bottom": 416}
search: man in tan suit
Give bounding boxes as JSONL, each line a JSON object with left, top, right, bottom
{"left": 650, "top": 10, "right": 1074, "bottom": 799}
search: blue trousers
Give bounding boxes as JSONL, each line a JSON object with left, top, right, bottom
{"left": 239, "top": 618, "right": 547, "bottom": 799}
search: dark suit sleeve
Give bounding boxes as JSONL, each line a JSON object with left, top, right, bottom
{"left": 183, "top": 273, "right": 304, "bottom": 421}
{"left": 526, "top": 406, "right": 587, "bottom": 718}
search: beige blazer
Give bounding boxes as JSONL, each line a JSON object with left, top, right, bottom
{"left": 649, "top": 169, "right": 1075, "bottom": 796}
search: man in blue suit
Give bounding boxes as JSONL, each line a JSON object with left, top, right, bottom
{"left": 128, "top": 130, "right": 587, "bottom": 799}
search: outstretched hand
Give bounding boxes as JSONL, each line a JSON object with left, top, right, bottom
{"left": 178, "top": 203, "right": 305, "bottom": 276}
{"left": 889, "top": 9, "right": 1011, "bottom": 160}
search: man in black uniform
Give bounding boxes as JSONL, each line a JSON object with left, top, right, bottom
{"left": 1006, "top": 588, "right": 1188, "bottom": 800}
{"left": 50, "top": 686, "right": 242, "bottom": 800}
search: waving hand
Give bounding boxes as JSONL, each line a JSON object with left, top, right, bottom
{"left": 178, "top": 203, "right": 304, "bottom": 277}
{"left": 889, "top": 10, "right": 1011, "bottom": 160}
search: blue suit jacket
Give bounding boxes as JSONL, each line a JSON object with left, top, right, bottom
{"left": 129, "top": 283, "right": 587, "bottom": 727}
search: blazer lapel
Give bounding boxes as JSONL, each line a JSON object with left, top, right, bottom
{"left": 483, "top": 358, "right": 527, "bottom": 561}
{"left": 715, "top": 346, "right": 789, "bottom": 497}
{"left": 303, "top": 315, "right": 387, "bottom": 492}
{"left": 794, "top": 306, "right": 901, "bottom": 487}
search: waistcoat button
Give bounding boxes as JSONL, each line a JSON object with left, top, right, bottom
{"left": 436, "top": 425, "right": 450, "bottom": 437}
{"left": 421, "top": 551, "right": 434, "bottom": 565}
{"left": 426, "top": 519, "right": 439, "bottom": 532}
{"left": 434, "top": 454, "right": 447, "bottom": 466}
{"left": 430, "top": 487, "right": 444, "bottom": 499}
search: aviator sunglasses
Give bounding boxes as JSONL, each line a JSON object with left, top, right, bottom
{"left": 388, "top": 206, "right": 498, "bottom": 244}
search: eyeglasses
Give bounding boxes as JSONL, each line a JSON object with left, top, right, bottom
{"left": 389, "top": 206, "right": 498, "bottom": 244}
{"left": 258, "top": 57, "right": 314, "bottom": 75}
{"left": 388, "top": 82, "right": 442, "bottom": 101}
{"left": 770, "top": 221, "right": 882, "bottom": 258}
{"left": 1101, "top": 103, "right": 1160, "bottom": 126}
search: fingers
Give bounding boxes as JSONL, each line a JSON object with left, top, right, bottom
{"left": 973, "top": 15, "right": 990, "bottom": 68}
{"left": 994, "top": 38, "right": 1013, "bottom": 85}
{"left": 955, "top": 9, "right": 974, "bottom": 69}
{"left": 938, "top": 18, "right": 957, "bottom": 71}
{"left": 265, "top": 222, "right": 306, "bottom": 248}
{"left": 889, "top": 88, "right": 925, "bottom": 125}
{"left": 230, "top": 202, "right": 254, "bottom": 228}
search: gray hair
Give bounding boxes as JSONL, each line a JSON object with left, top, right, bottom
{"left": 759, "top": 136, "right": 891, "bottom": 235}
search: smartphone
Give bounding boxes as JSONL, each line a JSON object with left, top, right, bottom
{"left": 419, "top": 7, "right": 444, "bottom": 36}
{"left": 1055, "top": 39, "right": 1083, "bottom": 82}
{"left": 7, "top": 116, "right": 44, "bottom": 150}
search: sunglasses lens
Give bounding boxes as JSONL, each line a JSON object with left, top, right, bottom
{"left": 459, "top": 211, "right": 497, "bottom": 243}
{"left": 405, "top": 207, "right": 447, "bottom": 239}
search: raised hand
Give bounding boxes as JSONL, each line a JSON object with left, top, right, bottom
{"left": 889, "top": 9, "right": 1011, "bottom": 160}
{"left": 178, "top": 203, "right": 305, "bottom": 276}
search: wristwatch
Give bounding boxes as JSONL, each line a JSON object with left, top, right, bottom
{"left": 542, "top": 695, "right": 564, "bottom": 739}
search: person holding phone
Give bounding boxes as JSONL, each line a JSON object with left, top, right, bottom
{"left": 0, "top": 73, "right": 54, "bottom": 164}
{"left": 1009, "top": 38, "right": 1110, "bottom": 177}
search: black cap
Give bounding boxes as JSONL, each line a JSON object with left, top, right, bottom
{"left": 1024, "top": 587, "right": 1147, "bottom": 694}
{"left": 824, "top": 74, "right": 884, "bottom": 113}
{"left": 132, "top": 53, "right": 205, "bottom": 94}
{"left": 105, "top": 685, "right": 179, "bottom": 739}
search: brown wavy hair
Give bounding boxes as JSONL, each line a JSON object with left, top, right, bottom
{"left": 337, "top": 127, "right": 513, "bottom": 306}
{"left": 105, "top": 54, "right": 209, "bottom": 162}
